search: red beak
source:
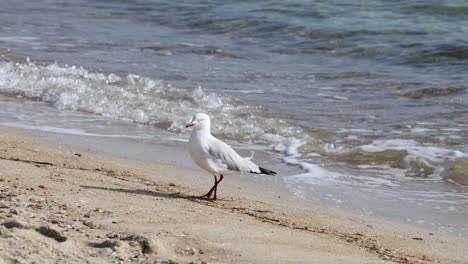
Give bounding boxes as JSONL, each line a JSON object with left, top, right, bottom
{"left": 185, "top": 122, "right": 194, "bottom": 128}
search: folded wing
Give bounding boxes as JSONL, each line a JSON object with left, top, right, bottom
{"left": 208, "top": 139, "right": 261, "bottom": 174}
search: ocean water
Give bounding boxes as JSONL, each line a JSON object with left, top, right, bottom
{"left": 0, "top": 0, "right": 467, "bottom": 235}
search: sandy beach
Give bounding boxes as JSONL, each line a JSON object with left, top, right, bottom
{"left": 0, "top": 125, "right": 467, "bottom": 264}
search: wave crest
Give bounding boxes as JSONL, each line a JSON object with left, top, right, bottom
{"left": 0, "top": 61, "right": 308, "bottom": 144}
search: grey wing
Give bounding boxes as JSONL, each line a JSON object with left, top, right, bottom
{"left": 208, "top": 139, "right": 258, "bottom": 173}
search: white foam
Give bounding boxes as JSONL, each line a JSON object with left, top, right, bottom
{"left": 0, "top": 61, "right": 309, "bottom": 144}
{"left": 410, "top": 128, "right": 432, "bottom": 133}
{"left": 0, "top": 36, "right": 41, "bottom": 45}
{"left": 441, "top": 128, "right": 465, "bottom": 132}
{"left": 358, "top": 139, "right": 468, "bottom": 177}
{"left": 286, "top": 160, "right": 400, "bottom": 189}
{"left": 272, "top": 138, "right": 305, "bottom": 157}
{"left": 338, "top": 128, "right": 376, "bottom": 134}
{"left": 1, "top": 122, "right": 151, "bottom": 139}
{"left": 346, "top": 135, "right": 359, "bottom": 140}
{"left": 286, "top": 163, "right": 340, "bottom": 185}
{"left": 178, "top": 42, "right": 205, "bottom": 47}
{"left": 317, "top": 93, "right": 349, "bottom": 100}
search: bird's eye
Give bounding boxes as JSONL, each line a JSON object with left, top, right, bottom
{"left": 199, "top": 118, "right": 205, "bottom": 122}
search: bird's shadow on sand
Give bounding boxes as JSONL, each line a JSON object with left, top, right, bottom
{"left": 79, "top": 185, "right": 216, "bottom": 202}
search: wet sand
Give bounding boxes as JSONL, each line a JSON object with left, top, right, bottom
{"left": 0, "top": 125, "right": 467, "bottom": 264}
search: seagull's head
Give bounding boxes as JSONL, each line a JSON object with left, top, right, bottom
{"left": 186, "top": 113, "right": 211, "bottom": 130}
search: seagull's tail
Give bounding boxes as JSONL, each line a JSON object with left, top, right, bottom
{"left": 257, "top": 167, "right": 277, "bottom": 175}
{"left": 244, "top": 152, "right": 277, "bottom": 176}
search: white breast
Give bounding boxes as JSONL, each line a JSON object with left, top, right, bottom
{"left": 188, "top": 131, "right": 220, "bottom": 175}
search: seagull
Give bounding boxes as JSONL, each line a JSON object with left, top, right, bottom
{"left": 186, "top": 113, "right": 276, "bottom": 200}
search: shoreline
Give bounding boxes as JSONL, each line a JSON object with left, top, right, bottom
{"left": 1, "top": 125, "right": 467, "bottom": 263}
{"left": 33, "top": 123, "right": 468, "bottom": 237}
{"left": 1, "top": 54, "right": 467, "bottom": 239}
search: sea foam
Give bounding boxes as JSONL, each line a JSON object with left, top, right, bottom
{"left": 0, "top": 61, "right": 309, "bottom": 146}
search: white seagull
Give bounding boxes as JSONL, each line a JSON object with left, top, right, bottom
{"left": 186, "top": 113, "right": 276, "bottom": 200}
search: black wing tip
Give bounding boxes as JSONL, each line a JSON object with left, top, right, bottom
{"left": 252, "top": 167, "right": 277, "bottom": 176}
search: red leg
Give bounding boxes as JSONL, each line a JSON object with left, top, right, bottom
{"left": 201, "top": 175, "right": 218, "bottom": 198}
{"left": 213, "top": 174, "right": 224, "bottom": 200}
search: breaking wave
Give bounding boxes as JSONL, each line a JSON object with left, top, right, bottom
{"left": 0, "top": 60, "right": 308, "bottom": 144}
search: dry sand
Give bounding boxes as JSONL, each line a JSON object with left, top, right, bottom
{"left": 0, "top": 125, "right": 467, "bottom": 264}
